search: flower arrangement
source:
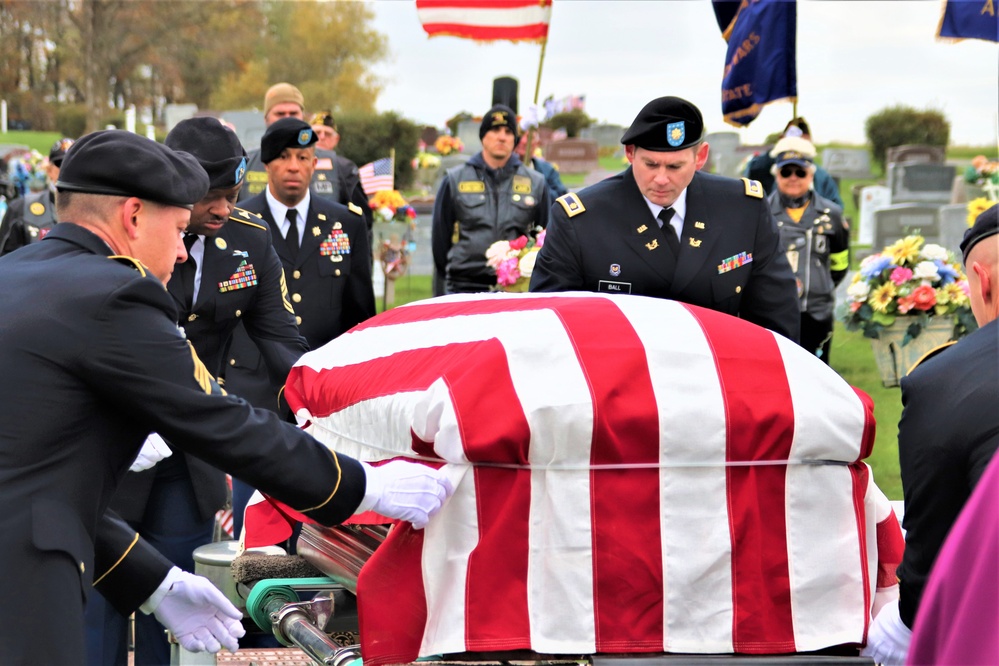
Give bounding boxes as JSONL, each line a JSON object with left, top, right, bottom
{"left": 840, "top": 235, "right": 976, "bottom": 344}
{"left": 368, "top": 190, "right": 417, "bottom": 225}
{"left": 964, "top": 155, "right": 999, "bottom": 188}
{"left": 485, "top": 230, "right": 545, "bottom": 292}
{"left": 967, "top": 197, "right": 998, "bottom": 226}
{"left": 434, "top": 135, "right": 464, "bottom": 156}
{"left": 412, "top": 152, "right": 441, "bottom": 170}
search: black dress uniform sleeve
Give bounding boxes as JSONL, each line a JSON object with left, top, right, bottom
{"left": 529, "top": 198, "right": 585, "bottom": 292}
{"left": 93, "top": 511, "right": 173, "bottom": 615}
{"left": 0, "top": 197, "right": 26, "bottom": 256}
{"left": 738, "top": 198, "right": 801, "bottom": 342}
{"left": 88, "top": 274, "right": 367, "bottom": 525}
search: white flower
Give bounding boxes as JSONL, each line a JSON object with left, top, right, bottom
{"left": 518, "top": 248, "right": 539, "bottom": 278}
{"left": 847, "top": 280, "right": 871, "bottom": 302}
{"left": 913, "top": 260, "right": 941, "bottom": 282}
{"left": 485, "top": 240, "right": 512, "bottom": 268}
{"left": 920, "top": 244, "right": 949, "bottom": 262}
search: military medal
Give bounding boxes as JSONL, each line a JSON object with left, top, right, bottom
{"left": 218, "top": 260, "right": 258, "bottom": 292}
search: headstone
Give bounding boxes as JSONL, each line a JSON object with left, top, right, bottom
{"left": 544, "top": 138, "right": 599, "bottom": 173}
{"left": 821, "top": 148, "right": 873, "bottom": 180}
{"left": 888, "top": 162, "right": 956, "bottom": 204}
{"left": 456, "top": 119, "right": 482, "bottom": 154}
{"left": 873, "top": 204, "right": 941, "bottom": 250}
{"left": 733, "top": 144, "right": 772, "bottom": 178}
{"left": 704, "top": 132, "right": 741, "bottom": 177}
{"left": 220, "top": 109, "right": 267, "bottom": 151}
{"left": 858, "top": 185, "right": 891, "bottom": 246}
{"left": 420, "top": 126, "right": 439, "bottom": 147}
{"left": 886, "top": 144, "right": 945, "bottom": 165}
{"left": 580, "top": 124, "right": 625, "bottom": 151}
{"left": 164, "top": 103, "right": 198, "bottom": 134}
{"left": 938, "top": 204, "right": 970, "bottom": 258}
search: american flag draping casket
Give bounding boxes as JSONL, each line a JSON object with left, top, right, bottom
{"left": 270, "top": 292, "right": 902, "bottom": 665}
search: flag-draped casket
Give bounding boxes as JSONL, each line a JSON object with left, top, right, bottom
{"left": 282, "top": 293, "right": 902, "bottom": 665}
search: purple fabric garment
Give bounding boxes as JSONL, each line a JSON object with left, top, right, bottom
{"left": 908, "top": 453, "right": 999, "bottom": 665}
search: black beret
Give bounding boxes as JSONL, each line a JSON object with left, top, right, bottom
{"left": 479, "top": 105, "right": 518, "bottom": 142}
{"left": 165, "top": 118, "right": 247, "bottom": 190}
{"left": 260, "top": 117, "right": 317, "bottom": 164}
{"left": 961, "top": 204, "right": 999, "bottom": 262}
{"left": 56, "top": 130, "right": 209, "bottom": 210}
{"left": 49, "top": 138, "right": 75, "bottom": 167}
{"left": 621, "top": 96, "right": 704, "bottom": 151}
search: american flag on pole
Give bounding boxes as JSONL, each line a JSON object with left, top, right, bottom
{"left": 416, "top": 0, "right": 553, "bottom": 42}
{"left": 357, "top": 157, "right": 394, "bottom": 195}
{"left": 275, "top": 292, "right": 903, "bottom": 664}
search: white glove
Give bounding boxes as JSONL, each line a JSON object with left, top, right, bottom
{"left": 145, "top": 567, "right": 245, "bottom": 653}
{"left": 861, "top": 599, "right": 911, "bottom": 666}
{"left": 356, "top": 460, "right": 454, "bottom": 529}
{"left": 130, "top": 433, "right": 173, "bottom": 472}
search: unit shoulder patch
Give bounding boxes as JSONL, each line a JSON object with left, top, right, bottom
{"left": 108, "top": 255, "right": 148, "bottom": 276}
{"left": 230, "top": 208, "right": 267, "bottom": 231}
{"left": 556, "top": 193, "right": 586, "bottom": 218}
{"left": 347, "top": 202, "right": 364, "bottom": 216}
{"left": 741, "top": 178, "right": 764, "bottom": 199}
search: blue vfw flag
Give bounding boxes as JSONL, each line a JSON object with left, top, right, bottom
{"left": 714, "top": 0, "right": 797, "bottom": 127}
{"left": 937, "top": 0, "right": 998, "bottom": 43}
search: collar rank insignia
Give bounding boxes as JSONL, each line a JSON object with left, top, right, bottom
{"left": 694, "top": 221, "right": 705, "bottom": 229}
{"left": 312, "top": 226, "right": 321, "bottom": 236}
{"left": 218, "top": 260, "right": 258, "bottom": 293}
{"left": 321, "top": 230, "right": 351, "bottom": 258}
{"left": 318, "top": 213, "right": 327, "bottom": 221}
{"left": 646, "top": 239, "right": 659, "bottom": 251}
{"left": 689, "top": 238, "right": 702, "bottom": 248}
{"left": 637, "top": 224, "right": 648, "bottom": 233}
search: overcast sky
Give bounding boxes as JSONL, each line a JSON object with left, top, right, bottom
{"left": 368, "top": 0, "right": 998, "bottom": 147}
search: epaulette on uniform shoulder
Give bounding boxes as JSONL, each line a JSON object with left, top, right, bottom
{"left": 741, "top": 178, "right": 764, "bottom": 199}
{"left": 229, "top": 207, "right": 267, "bottom": 231}
{"left": 108, "top": 255, "right": 148, "bottom": 277}
{"left": 347, "top": 202, "right": 364, "bottom": 216}
{"left": 556, "top": 192, "right": 585, "bottom": 218}
{"left": 907, "top": 340, "right": 958, "bottom": 375}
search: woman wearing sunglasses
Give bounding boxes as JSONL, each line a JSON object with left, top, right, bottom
{"left": 768, "top": 136, "right": 851, "bottom": 363}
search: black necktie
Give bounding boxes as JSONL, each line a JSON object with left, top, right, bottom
{"left": 179, "top": 233, "right": 198, "bottom": 311}
{"left": 285, "top": 208, "right": 300, "bottom": 260}
{"left": 657, "top": 207, "right": 680, "bottom": 257}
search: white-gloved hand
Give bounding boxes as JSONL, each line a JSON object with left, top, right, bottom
{"left": 146, "top": 567, "right": 245, "bottom": 653}
{"left": 356, "top": 460, "right": 454, "bottom": 529}
{"left": 860, "top": 599, "right": 911, "bottom": 666}
{"left": 129, "top": 433, "right": 173, "bottom": 472}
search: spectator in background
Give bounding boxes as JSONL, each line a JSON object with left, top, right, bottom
{"left": 862, "top": 205, "right": 999, "bottom": 665}
{"left": 743, "top": 117, "right": 843, "bottom": 207}
{"left": 432, "top": 104, "right": 549, "bottom": 295}
{"left": 767, "top": 136, "right": 849, "bottom": 363}
{"left": 515, "top": 128, "right": 569, "bottom": 200}
{"left": 0, "top": 138, "right": 74, "bottom": 256}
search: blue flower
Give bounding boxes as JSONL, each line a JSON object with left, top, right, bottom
{"left": 860, "top": 255, "right": 893, "bottom": 279}
{"left": 935, "top": 260, "right": 959, "bottom": 285}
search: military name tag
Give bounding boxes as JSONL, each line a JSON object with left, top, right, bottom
{"left": 512, "top": 175, "right": 532, "bottom": 194}
{"left": 598, "top": 280, "right": 631, "bottom": 294}
{"left": 458, "top": 181, "right": 485, "bottom": 193}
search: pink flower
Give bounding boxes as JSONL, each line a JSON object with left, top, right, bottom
{"left": 850, "top": 301, "right": 862, "bottom": 312}
{"left": 405, "top": 207, "right": 417, "bottom": 219}
{"left": 911, "top": 284, "right": 937, "bottom": 311}
{"left": 896, "top": 294, "right": 916, "bottom": 314}
{"left": 889, "top": 267, "right": 913, "bottom": 285}
{"left": 496, "top": 257, "right": 521, "bottom": 286}
{"left": 509, "top": 235, "right": 529, "bottom": 251}
{"left": 535, "top": 229, "right": 546, "bottom": 248}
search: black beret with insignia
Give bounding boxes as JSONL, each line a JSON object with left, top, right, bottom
{"left": 165, "top": 117, "right": 247, "bottom": 190}
{"left": 260, "top": 117, "right": 317, "bottom": 164}
{"left": 56, "top": 130, "right": 209, "bottom": 210}
{"left": 961, "top": 203, "right": 999, "bottom": 263}
{"left": 49, "top": 138, "right": 75, "bottom": 167}
{"left": 479, "top": 104, "right": 518, "bottom": 143}
{"left": 621, "top": 96, "right": 704, "bottom": 152}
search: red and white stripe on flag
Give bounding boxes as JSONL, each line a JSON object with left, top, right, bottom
{"left": 416, "top": 0, "right": 553, "bottom": 42}
{"left": 284, "top": 293, "right": 898, "bottom": 664}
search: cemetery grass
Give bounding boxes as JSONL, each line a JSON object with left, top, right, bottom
{"left": 378, "top": 276, "right": 906, "bottom": 500}
{"left": 1, "top": 129, "right": 62, "bottom": 154}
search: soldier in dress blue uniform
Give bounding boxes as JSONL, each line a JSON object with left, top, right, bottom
{"left": 0, "top": 130, "right": 452, "bottom": 664}
{"left": 767, "top": 136, "right": 850, "bottom": 362}
{"left": 0, "top": 136, "right": 74, "bottom": 255}
{"left": 88, "top": 117, "right": 311, "bottom": 666}
{"left": 226, "top": 117, "right": 377, "bottom": 532}
{"left": 530, "top": 96, "right": 799, "bottom": 342}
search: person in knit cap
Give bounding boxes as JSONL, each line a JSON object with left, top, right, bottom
{"left": 431, "top": 103, "right": 550, "bottom": 294}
